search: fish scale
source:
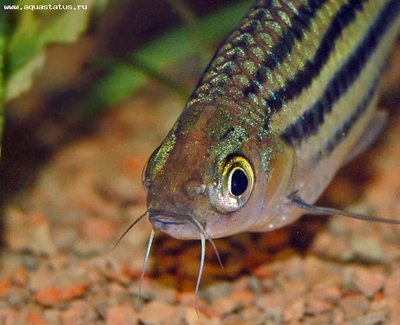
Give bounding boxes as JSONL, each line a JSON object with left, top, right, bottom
{"left": 190, "top": 0, "right": 306, "bottom": 103}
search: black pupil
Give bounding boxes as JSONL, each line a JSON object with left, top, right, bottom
{"left": 230, "top": 168, "right": 248, "bottom": 196}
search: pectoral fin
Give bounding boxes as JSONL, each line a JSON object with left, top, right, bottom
{"left": 346, "top": 110, "right": 387, "bottom": 163}
{"left": 288, "top": 193, "right": 400, "bottom": 225}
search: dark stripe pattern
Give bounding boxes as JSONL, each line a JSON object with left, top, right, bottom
{"left": 191, "top": 0, "right": 326, "bottom": 101}
{"left": 260, "top": 0, "right": 368, "bottom": 114}
{"left": 324, "top": 75, "right": 380, "bottom": 154}
{"left": 242, "top": 0, "right": 328, "bottom": 95}
{"left": 282, "top": 0, "right": 400, "bottom": 145}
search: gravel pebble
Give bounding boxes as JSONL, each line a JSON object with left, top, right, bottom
{"left": 139, "top": 301, "right": 182, "bottom": 324}
{"left": 283, "top": 296, "right": 305, "bottom": 322}
{"left": 60, "top": 300, "right": 97, "bottom": 324}
{"left": 0, "top": 280, "right": 11, "bottom": 299}
{"left": 0, "top": 308, "right": 18, "bottom": 325}
{"left": 184, "top": 307, "right": 219, "bottom": 325}
{"left": 25, "top": 309, "right": 48, "bottom": 325}
{"left": 257, "top": 292, "right": 284, "bottom": 318}
{"left": 83, "top": 217, "right": 116, "bottom": 242}
{"left": 35, "top": 283, "right": 88, "bottom": 307}
{"left": 212, "top": 295, "right": 241, "bottom": 315}
{"left": 308, "top": 283, "right": 341, "bottom": 303}
{"left": 106, "top": 305, "right": 138, "bottom": 325}
{"left": 11, "top": 266, "right": 30, "bottom": 286}
{"left": 306, "top": 298, "right": 334, "bottom": 315}
{"left": 384, "top": 270, "right": 400, "bottom": 297}
{"left": 348, "top": 267, "right": 385, "bottom": 298}
{"left": 312, "top": 232, "right": 353, "bottom": 261}
{"left": 350, "top": 236, "right": 385, "bottom": 263}
{"left": 201, "top": 281, "right": 231, "bottom": 301}
{"left": 339, "top": 294, "right": 370, "bottom": 320}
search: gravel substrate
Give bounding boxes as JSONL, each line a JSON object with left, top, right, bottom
{"left": 1, "top": 55, "right": 400, "bottom": 324}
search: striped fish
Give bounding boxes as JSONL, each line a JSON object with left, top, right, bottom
{"left": 126, "top": 0, "right": 400, "bottom": 295}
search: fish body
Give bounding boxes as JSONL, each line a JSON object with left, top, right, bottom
{"left": 143, "top": 0, "right": 400, "bottom": 240}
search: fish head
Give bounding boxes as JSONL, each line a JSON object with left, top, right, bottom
{"left": 144, "top": 104, "right": 295, "bottom": 239}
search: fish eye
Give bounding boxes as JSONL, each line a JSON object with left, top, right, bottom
{"left": 229, "top": 167, "right": 249, "bottom": 196}
{"left": 212, "top": 155, "right": 254, "bottom": 213}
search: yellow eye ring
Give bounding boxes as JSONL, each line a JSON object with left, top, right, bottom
{"left": 222, "top": 155, "right": 254, "bottom": 204}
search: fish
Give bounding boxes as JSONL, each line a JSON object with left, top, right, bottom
{"left": 120, "top": 0, "right": 400, "bottom": 298}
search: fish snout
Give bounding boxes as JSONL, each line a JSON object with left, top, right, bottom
{"left": 149, "top": 212, "right": 185, "bottom": 231}
{"left": 148, "top": 210, "right": 203, "bottom": 240}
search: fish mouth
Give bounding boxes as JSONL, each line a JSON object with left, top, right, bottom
{"left": 148, "top": 209, "right": 200, "bottom": 239}
{"left": 149, "top": 210, "right": 187, "bottom": 229}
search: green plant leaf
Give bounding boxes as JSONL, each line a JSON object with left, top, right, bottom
{"left": 5, "top": 0, "right": 103, "bottom": 101}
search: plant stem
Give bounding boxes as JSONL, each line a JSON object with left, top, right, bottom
{"left": 93, "top": 57, "right": 191, "bottom": 101}
{"left": 167, "top": 0, "right": 210, "bottom": 65}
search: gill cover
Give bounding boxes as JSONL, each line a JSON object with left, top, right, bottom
{"left": 208, "top": 136, "right": 298, "bottom": 234}
{"left": 246, "top": 137, "right": 298, "bottom": 232}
